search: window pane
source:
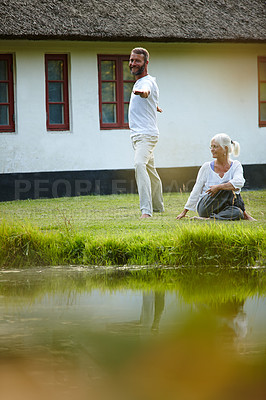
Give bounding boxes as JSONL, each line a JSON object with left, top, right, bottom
{"left": 49, "top": 104, "right": 64, "bottom": 124}
{"left": 260, "top": 83, "right": 266, "bottom": 101}
{"left": 102, "top": 82, "right": 116, "bottom": 102}
{"left": 124, "top": 103, "right": 129, "bottom": 123}
{"left": 0, "top": 105, "right": 8, "bottom": 125}
{"left": 48, "top": 60, "right": 63, "bottom": 80}
{"left": 123, "top": 82, "right": 134, "bottom": 102}
{"left": 102, "top": 104, "right": 116, "bottom": 123}
{"left": 123, "top": 60, "right": 132, "bottom": 80}
{"left": 101, "top": 61, "right": 115, "bottom": 80}
{"left": 48, "top": 82, "right": 63, "bottom": 102}
{"left": 260, "top": 103, "right": 266, "bottom": 122}
{"left": 0, "top": 60, "right": 7, "bottom": 80}
{"left": 0, "top": 83, "right": 8, "bottom": 102}
{"left": 259, "top": 61, "right": 266, "bottom": 81}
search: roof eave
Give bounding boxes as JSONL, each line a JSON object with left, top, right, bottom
{"left": 1, "top": 34, "right": 266, "bottom": 43}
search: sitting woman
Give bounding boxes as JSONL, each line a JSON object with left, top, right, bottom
{"left": 176, "top": 133, "right": 255, "bottom": 221}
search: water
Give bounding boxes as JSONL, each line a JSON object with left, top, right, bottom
{"left": 0, "top": 266, "right": 266, "bottom": 400}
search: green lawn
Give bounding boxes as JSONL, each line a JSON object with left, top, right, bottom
{"left": 0, "top": 191, "right": 265, "bottom": 267}
{"left": 0, "top": 190, "right": 265, "bottom": 233}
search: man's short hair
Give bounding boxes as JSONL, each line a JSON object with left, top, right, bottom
{"left": 131, "top": 47, "right": 150, "bottom": 64}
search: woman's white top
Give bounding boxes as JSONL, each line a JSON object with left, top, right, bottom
{"left": 185, "top": 160, "right": 245, "bottom": 212}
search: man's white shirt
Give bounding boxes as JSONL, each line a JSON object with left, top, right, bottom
{"left": 129, "top": 75, "right": 159, "bottom": 139}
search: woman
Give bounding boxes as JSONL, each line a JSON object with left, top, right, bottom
{"left": 176, "top": 133, "right": 255, "bottom": 221}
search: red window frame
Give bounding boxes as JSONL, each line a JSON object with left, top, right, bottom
{"left": 258, "top": 56, "right": 266, "bottom": 127}
{"left": 45, "top": 54, "right": 69, "bottom": 131}
{"left": 98, "top": 54, "right": 134, "bottom": 129}
{"left": 0, "top": 54, "right": 15, "bottom": 132}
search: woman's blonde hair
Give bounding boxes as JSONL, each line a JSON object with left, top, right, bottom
{"left": 212, "top": 133, "right": 240, "bottom": 157}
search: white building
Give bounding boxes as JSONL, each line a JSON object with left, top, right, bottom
{"left": 0, "top": 0, "right": 265, "bottom": 200}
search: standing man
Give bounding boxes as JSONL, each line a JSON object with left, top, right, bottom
{"left": 128, "top": 47, "right": 164, "bottom": 218}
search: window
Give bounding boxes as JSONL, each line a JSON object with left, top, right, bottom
{"left": 258, "top": 56, "right": 266, "bottom": 127}
{"left": 0, "top": 54, "right": 15, "bottom": 132}
{"left": 98, "top": 55, "right": 134, "bottom": 129}
{"left": 45, "top": 54, "right": 69, "bottom": 131}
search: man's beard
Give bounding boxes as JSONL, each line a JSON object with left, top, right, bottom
{"left": 130, "top": 63, "right": 145, "bottom": 76}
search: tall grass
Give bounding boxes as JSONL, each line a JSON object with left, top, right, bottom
{"left": 0, "top": 217, "right": 264, "bottom": 267}
{"left": 0, "top": 191, "right": 265, "bottom": 267}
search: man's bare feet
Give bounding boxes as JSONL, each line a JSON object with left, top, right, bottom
{"left": 243, "top": 211, "right": 257, "bottom": 221}
{"left": 140, "top": 214, "right": 151, "bottom": 219}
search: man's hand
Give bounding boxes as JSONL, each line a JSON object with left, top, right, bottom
{"left": 133, "top": 90, "right": 150, "bottom": 98}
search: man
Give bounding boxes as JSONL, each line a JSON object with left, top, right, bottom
{"left": 128, "top": 47, "right": 164, "bottom": 218}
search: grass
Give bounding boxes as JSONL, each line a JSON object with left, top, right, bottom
{"left": 0, "top": 190, "right": 265, "bottom": 267}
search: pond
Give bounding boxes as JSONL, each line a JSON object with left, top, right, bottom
{"left": 0, "top": 266, "right": 266, "bottom": 400}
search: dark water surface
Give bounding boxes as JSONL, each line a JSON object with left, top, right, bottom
{"left": 0, "top": 266, "right": 266, "bottom": 400}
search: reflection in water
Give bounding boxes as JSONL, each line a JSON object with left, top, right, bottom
{"left": 140, "top": 291, "right": 165, "bottom": 334}
{"left": 216, "top": 299, "right": 248, "bottom": 351}
{"left": 0, "top": 266, "right": 266, "bottom": 400}
{"left": 198, "top": 298, "right": 249, "bottom": 352}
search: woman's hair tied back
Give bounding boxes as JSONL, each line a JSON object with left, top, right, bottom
{"left": 212, "top": 133, "right": 240, "bottom": 157}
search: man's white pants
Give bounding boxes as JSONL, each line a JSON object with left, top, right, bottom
{"left": 132, "top": 136, "right": 164, "bottom": 216}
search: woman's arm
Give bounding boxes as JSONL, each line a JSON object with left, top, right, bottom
{"left": 229, "top": 161, "right": 245, "bottom": 190}
{"left": 206, "top": 182, "right": 235, "bottom": 197}
{"left": 176, "top": 209, "right": 189, "bottom": 220}
{"left": 176, "top": 163, "right": 209, "bottom": 219}
{"left": 183, "top": 163, "right": 209, "bottom": 211}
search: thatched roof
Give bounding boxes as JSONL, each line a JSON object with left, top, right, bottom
{"left": 0, "top": 0, "right": 265, "bottom": 42}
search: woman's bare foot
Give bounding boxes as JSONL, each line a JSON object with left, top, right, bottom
{"left": 189, "top": 216, "right": 210, "bottom": 220}
{"left": 243, "top": 211, "right": 256, "bottom": 221}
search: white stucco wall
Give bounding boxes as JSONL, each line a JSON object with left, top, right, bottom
{"left": 0, "top": 40, "right": 265, "bottom": 174}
